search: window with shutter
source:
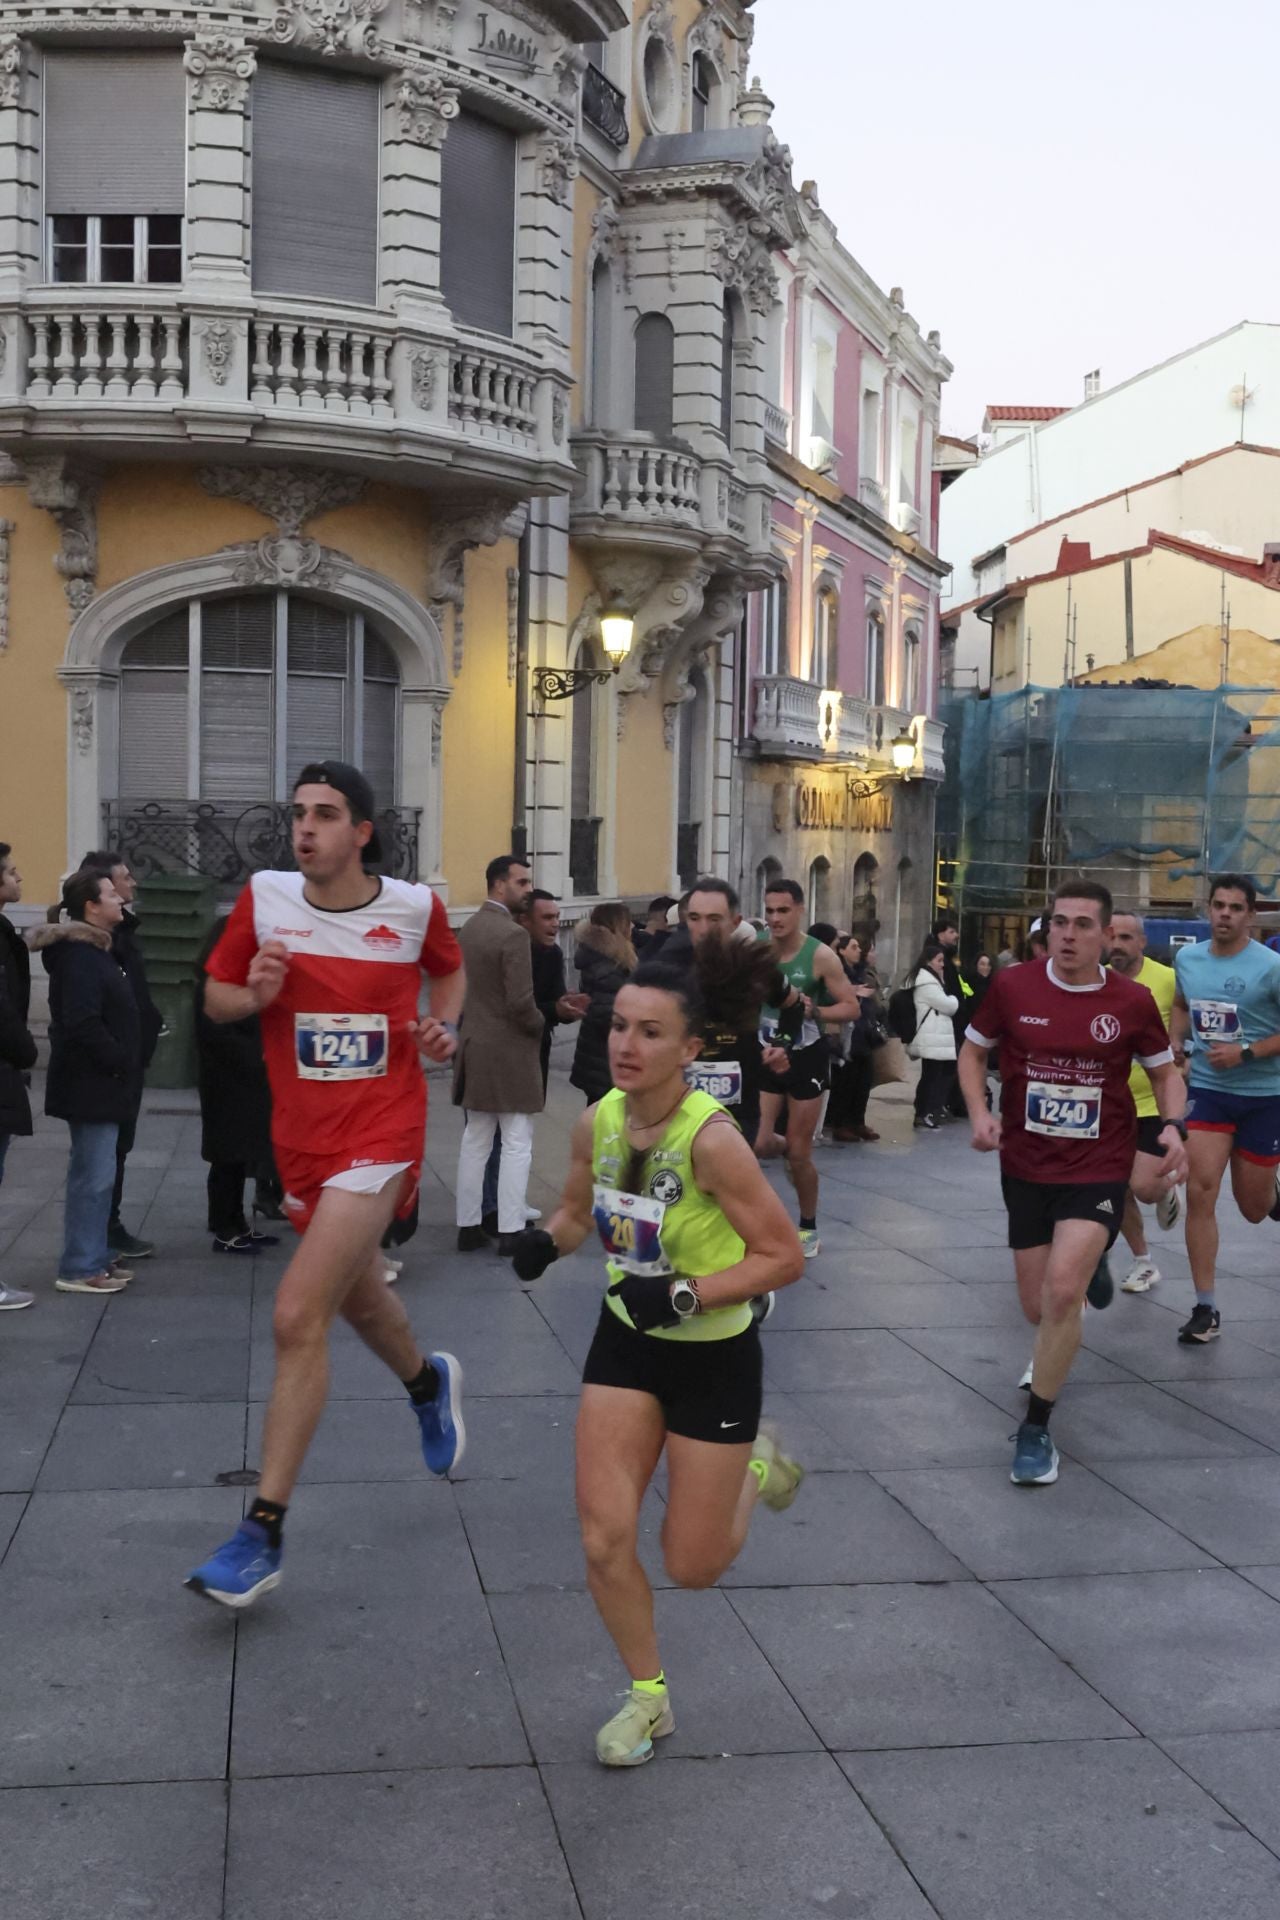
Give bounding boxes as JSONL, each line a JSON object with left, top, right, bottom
{"left": 287, "top": 601, "right": 349, "bottom": 775}
{"left": 720, "top": 298, "right": 736, "bottom": 444}
{"left": 439, "top": 111, "right": 517, "bottom": 337}
{"left": 634, "top": 313, "right": 674, "bottom": 438}
{"left": 201, "top": 597, "right": 275, "bottom": 803}
{"left": 45, "top": 53, "right": 185, "bottom": 216}
{"left": 251, "top": 61, "right": 380, "bottom": 306}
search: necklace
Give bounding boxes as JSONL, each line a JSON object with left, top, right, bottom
{"left": 624, "top": 1089, "right": 687, "bottom": 1139}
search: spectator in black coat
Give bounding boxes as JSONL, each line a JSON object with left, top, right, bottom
{"left": 78, "top": 852, "right": 163, "bottom": 1260}
{"left": 0, "top": 842, "right": 38, "bottom": 1309}
{"left": 570, "top": 903, "right": 636, "bottom": 1103}
{"left": 38, "top": 871, "right": 140, "bottom": 1295}
{"left": 194, "top": 917, "right": 280, "bottom": 1256}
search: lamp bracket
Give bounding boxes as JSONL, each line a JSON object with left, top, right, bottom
{"left": 533, "top": 665, "right": 614, "bottom": 701}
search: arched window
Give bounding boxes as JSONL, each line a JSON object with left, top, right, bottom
{"left": 807, "top": 855, "right": 832, "bottom": 924}
{"left": 756, "top": 855, "right": 781, "bottom": 915}
{"left": 118, "top": 592, "right": 400, "bottom": 807}
{"left": 634, "top": 312, "right": 675, "bottom": 438}
{"left": 813, "top": 587, "right": 839, "bottom": 690}
{"left": 569, "top": 637, "right": 603, "bottom": 896}
{"left": 676, "top": 671, "right": 709, "bottom": 887}
{"left": 691, "top": 51, "right": 718, "bottom": 132}
{"left": 760, "top": 578, "right": 788, "bottom": 678}
{"left": 852, "top": 851, "right": 879, "bottom": 932}
{"left": 719, "top": 294, "right": 736, "bottom": 444}
{"left": 589, "top": 256, "right": 613, "bottom": 427}
{"left": 866, "top": 609, "right": 886, "bottom": 706}
{"left": 903, "top": 622, "right": 922, "bottom": 709}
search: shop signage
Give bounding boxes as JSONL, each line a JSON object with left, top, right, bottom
{"left": 780, "top": 779, "right": 895, "bottom": 833}
{"left": 474, "top": 12, "right": 539, "bottom": 72}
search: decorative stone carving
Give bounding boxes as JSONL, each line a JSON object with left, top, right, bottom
{"left": 270, "top": 0, "right": 389, "bottom": 60}
{"left": 553, "top": 42, "right": 587, "bottom": 105}
{"left": 27, "top": 459, "right": 99, "bottom": 622}
{"left": 72, "top": 687, "right": 94, "bottom": 756}
{"left": 184, "top": 34, "right": 255, "bottom": 111}
{"left": 646, "top": 0, "right": 676, "bottom": 57}
{"left": 507, "top": 565, "right": 519, "bottom": 683}
{"left": 708, "top": 221, "right": 778, "bottom": 314}
{"left": 0, "top": 34, "right": 24, "bottom": 108}
{"left": 424, "top": 496, "right": 512, "bottom": 678}
{"left": 410, "top": 351, "right": 436, "bottom": 410}
{"left": 450, "top": 602, "right": 464, "bottom": 678}
{"left": 539, "top": 132, "right": 578, "bottom": 206}
{"left": 659, "top": 572, "right": 747, "bottom": 747}
{"left": 663, "top": 226, "right": 685, "bottom": 291}
{"left": 198, "top": 466, "right": 366, "bottom": 536}
{"left": 590, "top": 201, "right": 635, "bottom": 292}
{"left": 394, "top": 69, "right": 459, "bottom": 147}
{"left": 228, "top": 536, "right": 347, "bottom": 590}
{"left": 0, "top": 518, "right": 11, "bottom": 652}
{"left": 201, "top": 318, "right": 234, "bottom": 386}
{"left": 551, "top": 389, "right": 566, "bottom": 446}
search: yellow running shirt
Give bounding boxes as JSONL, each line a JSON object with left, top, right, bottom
{"left": 1125, "top": 955, "right": 1176, "bottom": 1118}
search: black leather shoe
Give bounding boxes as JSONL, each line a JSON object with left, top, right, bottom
{"left": 481, "top": 1211, "right": 499, "bottom": 1238}
{"left": 457, "top": 1226, "right": 491, "bottom": 1252}
{"left": 497, "top": 1233, "right": 524, "bottom": 1258}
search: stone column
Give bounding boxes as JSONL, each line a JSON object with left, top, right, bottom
{"left": 382, "top": 67, "right": 456, "bottom": 321}
{"left": 401, "top": 686, "right": 449, "bottom": 887}
{"left": 0, "top": 35, "right": 39, "bottom": 394}
{"left": 183, "top": 35, "right": 254, "bottom": 405}
{"left": 526, "top": 495, "right": 572, "bottom": 899}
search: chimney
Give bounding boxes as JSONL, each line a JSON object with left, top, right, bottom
{"left": 1263, "top": 543, "right": 1280, "bottom": 587}
{"left": 1083, "top": 369, "right": 1101, "bottom": 400}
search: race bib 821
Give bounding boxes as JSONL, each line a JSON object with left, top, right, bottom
{"left": 1190, "top": 999, "right": 1241, "bottom": 1045}
{"left": 295, "top": 1012, "right": 389, "bottom": 1080}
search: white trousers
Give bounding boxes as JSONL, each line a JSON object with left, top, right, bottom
{"left": 456, "top": 1111, "right": 534, "bottom": 1233}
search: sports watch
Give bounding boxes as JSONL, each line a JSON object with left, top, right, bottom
{"left": 1240, "top": 1043, "right": 1255, "bottom": 1064}
{"left": 668, "top": 1278, "right": 701, "bottom": 1320}
{"left": 1166, "top": 1118, "right": 1189, "bottom": 1141}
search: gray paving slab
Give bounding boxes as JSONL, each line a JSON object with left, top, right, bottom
{"left": 991, "top": 1568, "right": 1280, "bottom": 1737}
{"left": 1164, "top": 1729, "right": 1280, "bottom": 1852}
{"left": 767, "top": 1277, "right": 1022, "bottom": 1330}
{"left": 792, "top": 1378, "right": 1013, "bottom": 1470}
{"left": 71, "top": 1295, "right": 252, "bottom": 1404}
{"left": 0, "top": 1781, "right": 228, "bottom": 1920}
{"left": 37, "top": 1400, "right": 246, "bottom": 1491}
{"left": 1238, "top": 1563, "right": 1280, "bottom": 1602}
{"left": 247, "top": 1391, "right": 581, "bottom": 1484}
{"left": 248, "top": 1306, "right": 581, "bottom": 1402}
{"left": 1049, "top": 1380, "right": 1273, "bottom": 1463}
{"left": 1080, "top": 1311, "right": 1280, "bottom": 1381}
{"left": 0, "top": 1405, "right": 61, "bottom": 1492}
{"left": 761, "top": 1327, "right": 955, "bottom": 1393}
{"left": 720, "top": 1468, "right": 969, "bottom": 1587}
{"left": 0, "top": 1487, "right": 242, "bottom": 1785}
{"left": 1090, "top": 1456, "right": 1280, "bottom": 1565}
{"left": 543, "top": 1751, "right": 938, "bottom": 1920}
{"left": 732, "top": 1580, "right": 1130, "bottom": 1750}
{"left": 840, "top": 1739, "right": 1280, "bottom": 1920}
{"left": 0, "top": 1493, "right": 25, "bottom": 1558}
{"left": 490, "top": 1584, "right": 819, "bottom": 1762}
{"left": 456, "top": 1473, "right": 671, "bottom": 1593}
{"left": 895, "top": 1322, "right": 1136, "bottom": 1395}
{"left": 225, "top": 1769, "right": 581, "bottom": 1920}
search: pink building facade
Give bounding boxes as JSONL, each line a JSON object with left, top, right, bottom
{"left": 727, "top": 185, "right": 951, "bottom": 973}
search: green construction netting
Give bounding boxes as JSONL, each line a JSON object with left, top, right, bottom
{"left": 936, "top": 683, "right": 1280, "bottom": 917}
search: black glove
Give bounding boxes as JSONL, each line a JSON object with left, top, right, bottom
{"left": 607, "top": 1273, "right": 680, "bottom": 1332}
{"left": 510, "top": 1228, "right": 559, "bottom": 1282}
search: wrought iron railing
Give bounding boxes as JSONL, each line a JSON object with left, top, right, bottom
{"left": 103, "top": 800, "right": 421, "bottom": 888}
{"left": 677, "top": 822, "right": 702, "bottom": 890}
{"left": 583, "top": 63, "right": 629, "bottom": 147}
{"left": 569, "top": 815, "right": 601, "bottom": 897}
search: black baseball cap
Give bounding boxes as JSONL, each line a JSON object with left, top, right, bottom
{"left": 293, "top": 760, "right": 384, "bottom": 865}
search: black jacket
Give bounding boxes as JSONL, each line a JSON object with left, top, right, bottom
{"left": 570, "top": 923, "right": 635, "bottom": 1103}
{"left": 114, "top": 909, "right": 163, "bottom": 1070}
{"left": 0, "top": 913, "right": 36, "bottom": 1136}
{"left": 195, "top": 970, "right": 272, "bottom": 1167}
{"left": 531, "top": 939, "right": 568, "bottom": 1088}
{"left": 42, "top": 933, "right": 142, "bottom": 1126}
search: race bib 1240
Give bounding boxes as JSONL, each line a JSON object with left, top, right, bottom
{"left": 1025, "top": 1080, "right": 1102, "bottom": 1140}
{"left": 295, "top": 1012, "right": 389, "bottom": 1080}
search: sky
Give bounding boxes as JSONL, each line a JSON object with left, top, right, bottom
{"left": 751, "top": 0, "right": 1279, "bottom": 439}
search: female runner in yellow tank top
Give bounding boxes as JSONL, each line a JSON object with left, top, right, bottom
{"left": 511, "top": 953, "right": 805, "bottom": 1768}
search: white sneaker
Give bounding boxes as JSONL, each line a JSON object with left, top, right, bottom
{"left": 1156, "top": 1187, "right": 1181, "bottom": 1232}
{"left": 1018, "top": 1358, "right": 1033, "bottom": 1390}
{"left": 1122, "top": 1258, "right": 1160, "bottom": 1294}
{"left": 524, "top": 1207, "right": 541, "bottom": 1223}
{"left": 383, "top": 1260, "right": 401, "bottom": 1286}
{"left": 0, "top": 1285, "right": 35, "bottom": 1310}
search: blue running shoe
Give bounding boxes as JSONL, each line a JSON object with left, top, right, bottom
{"left": 185, "top": 1520, "right": 281, "bottom": 1609}
{"left": 1010, "top": 1421, "right": 1060, "bottom": 1487}
{"left": 413, "top": 1350, "right": 466, "bottom": 1477}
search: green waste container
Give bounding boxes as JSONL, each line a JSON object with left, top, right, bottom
{"left": 136, "top": 874, "right": 217, "bottom": 1091}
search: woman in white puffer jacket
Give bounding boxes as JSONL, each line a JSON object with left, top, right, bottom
{"left": 908, "top": 938, "right": 959, "bottom": 1131}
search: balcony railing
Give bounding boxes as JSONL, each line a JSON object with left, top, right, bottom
{"left": 751, "top": 676, "right": 872, "bottom": 761}
{"left": 573, "top": 431, "right": 702, "bottom": 531}
{"left": 582, "top": 63, "right": 629, "bottom": 148}
{"left": 102, "top": 799, "right": 421, "bottom": 888}
{"left": 6, "top": 290, "right": 570, "bottom": 480}
{"left": 764, "top": 401, "right": 791, "bottom": 448}
{"left": 569, "top": 815, "right": 601, "bottom": 897}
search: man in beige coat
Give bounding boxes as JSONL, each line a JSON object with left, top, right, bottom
{"left": 453, "top": 855, "right": 545, "bottom": 1253}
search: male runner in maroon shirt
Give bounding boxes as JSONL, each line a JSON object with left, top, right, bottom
{"left": 958, "top": 876, "right": 1188, "bottom": 1486}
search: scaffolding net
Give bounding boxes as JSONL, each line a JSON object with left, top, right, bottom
{"left": 936, "top": 683, "right": 1280, "bottom": 927}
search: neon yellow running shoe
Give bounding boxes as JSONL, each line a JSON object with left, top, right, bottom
{"left": 595, "top": 1687, "right": 675, "bottom": 1767}
{"left": 751, "top": 1422, "right": 805, "bottom": 1512}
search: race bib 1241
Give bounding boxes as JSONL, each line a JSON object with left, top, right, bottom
{"left": 1025, "top": 1080, "right": 1102, "bottom": 1140}
{"left": 295, "top": 1012, "right": 389, "bottom": 1080}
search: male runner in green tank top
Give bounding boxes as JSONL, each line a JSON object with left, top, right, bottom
{"left": 757, "top": 879, "right": 868, "bottom": 1257}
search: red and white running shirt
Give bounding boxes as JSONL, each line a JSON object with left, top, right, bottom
{"left": 207, "top": 871, "right": 462, "bottom": 1159}
{"left": 967, "top": 958, "right": 1173, "bottom": 1183}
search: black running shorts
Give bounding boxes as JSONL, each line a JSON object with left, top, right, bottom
{"left": 760, "top": 1038, "right": 831, "bottom": 1103}
{"left": 582, "top": 1305, "right": 763, "bottom": 1444}
{"left": 1001, "top": 1174, "right": 1128, "bottom": 1252}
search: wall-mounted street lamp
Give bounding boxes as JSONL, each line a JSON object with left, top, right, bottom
{"left": 533, "top": 600, "right": 635, "bottom": 701}
{"left": 891, "top": 725, "right": 917, "bottom": 776}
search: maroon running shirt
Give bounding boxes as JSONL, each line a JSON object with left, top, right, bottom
{"left": 966, "top": 958, "right": 1173, "bottom": 1184}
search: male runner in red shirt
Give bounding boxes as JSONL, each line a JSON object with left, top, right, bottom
{"left": 185, "top": 763, "right": 466, "bottom": 1607}
{"left": 958, "top": 877, "right": 1188, "bottom": 1486}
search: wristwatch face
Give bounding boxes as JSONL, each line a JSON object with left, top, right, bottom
{"left": 671, "top": 1282, "right": 698, "bottom": 1318}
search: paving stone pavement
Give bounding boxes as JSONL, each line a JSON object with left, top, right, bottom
{"left": 4, "top": 1057, "right": 1280, "bottom": 1917}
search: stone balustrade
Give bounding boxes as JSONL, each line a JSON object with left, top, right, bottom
{"left": 572, "top": 430, "right": 702, "bottom": 532}
{"left": 752, "top": 675, "right": 872, "bottom": 760}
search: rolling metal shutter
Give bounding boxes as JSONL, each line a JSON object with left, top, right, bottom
{"left": 251, "top": 61, "right": 380, "bottom": 305}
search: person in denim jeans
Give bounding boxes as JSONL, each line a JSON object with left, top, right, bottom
{"left": 38, "top": 871, "right": 141, "bottom": 1296}
{"left": 0, "top": 842, "right": 38, "bottom": 1309}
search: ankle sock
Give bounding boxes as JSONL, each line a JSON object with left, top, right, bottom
{"left": 748, "top": 1456, "right": 769, "bottom": 1491}
{"left": 1025, "top": 1392, "right": 1055, "bottom": 1430}
{"left": 1197, "top": 1292, "right": 1216, "bottom": 1313}
{"left": 633, "top": 1673, "right": 666, "bottom": 1697}
{"left": 799, "top": 1216, "right": 816, "bottom": 1232}
{"left": 247, "top": 1497, "right": 286, "bottom": 1549}
{"left": 404, "top": 1359, "right": 441, "bottom": 1405}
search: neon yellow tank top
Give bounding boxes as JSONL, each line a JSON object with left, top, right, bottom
{"left": 591, "top": 1087, "right": 751, "bottom": 1343}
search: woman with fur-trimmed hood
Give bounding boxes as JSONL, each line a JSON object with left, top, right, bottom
{"left": 570, "top": 903, "right": 637, "bottom": 1104}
